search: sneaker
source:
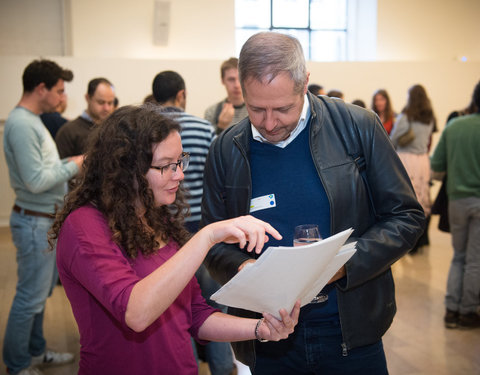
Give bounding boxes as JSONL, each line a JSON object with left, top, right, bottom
{"left": 16, "top": 366, "right": 44, "bottom": 375}
{"left": 31, "top": 350, "right": 74, "bottom": 367}
{"left": 444, "top": 309, "right": 459, "bottom": 328}
{"left": 458, "top": 312, "right": 480, "bottom": 329}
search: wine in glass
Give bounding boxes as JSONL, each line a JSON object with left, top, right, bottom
{"left": 293, "top": 224, "right": 321, "bottom": 246}
{"left": 293, "top": 224, "right": 328, "bottom": 303}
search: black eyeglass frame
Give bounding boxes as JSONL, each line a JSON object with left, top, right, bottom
{"left": 150, "top": 152, "right": 190, "bottom": 175}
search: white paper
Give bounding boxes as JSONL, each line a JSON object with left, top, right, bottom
{"left": 211, "top": 228, "right": 356, "bottom": 319}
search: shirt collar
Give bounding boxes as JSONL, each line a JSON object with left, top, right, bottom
{"left": 81, "top": 110, "right": 93, "bottom": 123}
{"left": 251, "top": 94, "right": 310, "bottom": 149}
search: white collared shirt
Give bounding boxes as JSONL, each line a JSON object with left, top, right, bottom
{"left": 251, "top": 94, "right": 311, "bottom": 149}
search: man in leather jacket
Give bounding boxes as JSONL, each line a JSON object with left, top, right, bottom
{"left": 200, "top": 32, "right": 425, "bottom": 374}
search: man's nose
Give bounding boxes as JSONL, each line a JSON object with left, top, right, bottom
{"left": 264, "top": 110, "right": 276, "bottom": 131}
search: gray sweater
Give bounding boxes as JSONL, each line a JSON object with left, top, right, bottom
{"left": 3, "top": 107, "right": 78, "bottom": 214}
{"left": 390, "top": 113, "right": 434, "bottom": 154}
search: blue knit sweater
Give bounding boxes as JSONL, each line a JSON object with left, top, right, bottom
{"left": 249, "top": 123, "right": 330, "bottom": 247}
{"left": 249, "top": 123, "right": 338, "bottom": 318}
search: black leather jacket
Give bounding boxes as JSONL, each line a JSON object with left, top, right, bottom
{"left": 200, "top": 93, "right": 425, "bottom": 367}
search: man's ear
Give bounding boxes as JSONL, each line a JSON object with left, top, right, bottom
{"left": 34, "top": 82, "right": 47, "bottom": 95}
{"left": 176, "top": 89, "right": 186, "bottom": 109}
{"left": 303, "top": 72, "right": 310, "bottom": 95}
{"left": 176, "top": 89, "right": 186, "bottom": 101}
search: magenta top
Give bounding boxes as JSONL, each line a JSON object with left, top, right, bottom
{"left": 56, "top": 205, "right": 217, "bottom": 375}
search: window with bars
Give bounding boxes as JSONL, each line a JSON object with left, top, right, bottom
{"left": 235, "top": 0, "right": 351, "bottom": 62}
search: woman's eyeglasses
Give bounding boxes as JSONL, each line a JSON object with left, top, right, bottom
{"left": 150, "top": 152, "right": 190, "bottom": 175}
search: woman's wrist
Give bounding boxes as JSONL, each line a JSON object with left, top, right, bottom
{"left": 196, "top": 225, "right": 217, "bottom": 251}
{"left": 255, "top": 318, "right": 269, "bottom": 342}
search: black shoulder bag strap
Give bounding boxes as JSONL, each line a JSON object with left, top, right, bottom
{"left": 323, "top": 98, "right": 378, "bottom": 220}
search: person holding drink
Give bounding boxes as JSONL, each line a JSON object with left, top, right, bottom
{"left": 200, "top": 32, "right": 425, "bottom": 374}
{"left": 293, "top": 224, "right": 322, "bottom": 246}
{"left": 293, "top": 224, "right": 329, "bottom": 304}
{"left": 49, "top": 104, "right": 300, "bottom": 375}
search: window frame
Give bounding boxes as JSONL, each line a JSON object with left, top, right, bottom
{"left": 235, "top": 0, "right": 349, "bottom": 62}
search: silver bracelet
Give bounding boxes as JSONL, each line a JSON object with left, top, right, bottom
{"left": 255, "top": 318, "right": 269, "bottom": 342}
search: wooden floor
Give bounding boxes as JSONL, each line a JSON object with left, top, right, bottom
{"left": 0, "top": 216, "right": 479, "bottom": 375}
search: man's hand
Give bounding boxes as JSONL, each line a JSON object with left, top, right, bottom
{"left": 327, "top": 265, "right": 346, "bottom": 284}
{"left": 69, "top": 155, "right": 85, "bottom": 173}
{"left": 238, "top": 259, "right": 256, "bottom": 272}
{"left": 217, "top": 102, "right": 234, "bottom": 129}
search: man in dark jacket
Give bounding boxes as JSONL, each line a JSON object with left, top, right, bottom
{"left": 200, "top": 32, "right": 425, "bottom": 374}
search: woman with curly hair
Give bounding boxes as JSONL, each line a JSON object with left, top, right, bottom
{"left": 390, "top": 84, "right": 436, "bottom": 253}
{"left": 50, "top": 104, "right": 300, "bottom": 375}
{"left": 371, "top": 89, "right": 396, "bottom": 134}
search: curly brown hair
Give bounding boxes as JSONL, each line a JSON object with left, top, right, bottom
{"left": 49, "top": 104, "right": 191, "bottom": 258}
{"left": 402, "top": 84, "right": 436, "bottom": 125}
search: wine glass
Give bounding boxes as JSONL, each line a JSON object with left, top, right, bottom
{"left": 293, "top": 224, "right": 321, "bottom": 246}
{"left": 293, "top": 224, "right": 328, "bottom": 303}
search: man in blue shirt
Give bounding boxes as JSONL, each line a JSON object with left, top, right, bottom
{"left": 3, "top": 59, "right": 83, "bottom": 375}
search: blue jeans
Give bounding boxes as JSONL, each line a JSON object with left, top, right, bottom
{"left": 445, "top": 197, "right": 480, "bottom": 314}
{"left": 3, "top": 210, "right": 57, "bottom": 374}
{"left": 253, "top": 317, "right": 388, "bottom": 375}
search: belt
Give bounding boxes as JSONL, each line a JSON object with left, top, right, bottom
{"left": 13, "top": 205, "right": 55, "bottom": 219}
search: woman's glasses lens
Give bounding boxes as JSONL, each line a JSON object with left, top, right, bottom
{"left": 151, "top": 153, "right": 189, "bottom": 175}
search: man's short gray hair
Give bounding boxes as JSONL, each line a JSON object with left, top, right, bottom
{"left": 238, "top": 32, "right": 307, "bottom": 95}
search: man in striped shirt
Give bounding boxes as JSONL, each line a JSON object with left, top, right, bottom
{"left": 152, "top": 70, "right": 215, "bottom": 232}
{"left": 152, "top": 71, "right": 237, "bottom": 375}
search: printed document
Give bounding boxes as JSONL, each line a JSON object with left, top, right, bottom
{"left": 211, "top": 228, "right": 356, "bottom": 319}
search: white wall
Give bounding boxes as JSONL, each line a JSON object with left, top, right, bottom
{"left": 377, "top": 0, "right": 480, "bottom": 61}
{"left": 0, "top": 0, "right": 479, "bottom": 226}
{"left": 70, "top": 0, "right": 236, "bottom": 59}
{"left": 65, "top": 0, "right": 480, "bottom": 62}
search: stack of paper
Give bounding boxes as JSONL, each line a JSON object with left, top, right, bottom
{"left": 211, "top": 228, "right": 356, "bottom": 319}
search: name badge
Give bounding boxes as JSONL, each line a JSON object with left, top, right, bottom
{"left": 250, "top": 194, "right": 276, "bottom": 213}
